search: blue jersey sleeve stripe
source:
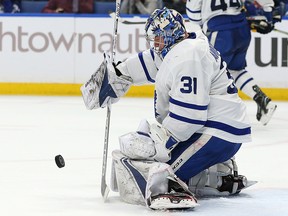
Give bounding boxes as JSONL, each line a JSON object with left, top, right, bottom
{"left": 188, "top": 17, "right": 202, "bottom": 22}
{"left": 205, "top": 120, "right": 251, "bottom": 135}
{"left": 170, "top": 97, "right": 208, "bottom": 110}
{"left": 186, "top": 7, "right": 201, "bottom": 14}
{"left": 239, "top": 78, "right": 254, "bottom": 91}
{"left": 234, "top": 70, "right": 248, "bottom": 83}
{"left": 149, "top": 48, "right": 155, "bottom": 60}
{"left": 149, "top": 49, "right": 159, "bottom": 70}
{"left": 169, "top": 112, "right": 206, "bottom": 125}
{"left": 138, "top": 52, "right": 155, "bottom": 83}
{"left": 170, "top": 113, "right": 251, "bottom": 136}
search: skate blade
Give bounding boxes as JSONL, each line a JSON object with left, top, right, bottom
{"left": 245, "top": 180, "right": 258, "bottom": 188}
{"left": 150, "top": 197, "right": 199, "bottom": 210}
{"left": 260, "top": 103, "right": 277, "bottom": 126}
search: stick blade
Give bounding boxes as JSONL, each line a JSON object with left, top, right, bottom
{"left": 101, "top": 184, "right": 110, "bottom": 202}
{"left": 101, "top": 175, "right": 110, "bottom": 202}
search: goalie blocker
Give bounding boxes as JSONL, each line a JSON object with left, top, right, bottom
{"left": 80, "top": 52, "right": 132, "bottom": 110}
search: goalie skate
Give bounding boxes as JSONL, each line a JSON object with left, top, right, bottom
{"left": 218, "top": 175, "right": 257, "bottom": 195}
{"left": 149, "top": 192, "right": 198, "bottom": 210}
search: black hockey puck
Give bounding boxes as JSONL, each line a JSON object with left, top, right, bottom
{"left": 55, "top": 155, "right": 65, "bottom": 168}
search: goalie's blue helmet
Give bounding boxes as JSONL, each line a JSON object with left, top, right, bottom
{"left": 145, "top": 7, "right": 186, "bottom": 58}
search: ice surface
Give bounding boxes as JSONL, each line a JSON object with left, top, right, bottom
{"left": 0, "top": 96, "right": 287, "bottom": 216}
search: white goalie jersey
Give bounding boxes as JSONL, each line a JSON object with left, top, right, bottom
{"left": 118, "top": 31, "right": 251, "bottom": 144}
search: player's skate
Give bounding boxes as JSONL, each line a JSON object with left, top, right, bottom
{"left": 188, "top": 160, "right": 257, "bottom": 197}
{"left": 217, "top": 174, "right": 254, "bottom": 194}
{"left": 192, "top": 173, "right": 257, "bottom": 197}
{"left": 149, "top": 191, "right": 198, "bottom": 210}
{"left": 253, "top": 85, "right": 277, "bottom": 126}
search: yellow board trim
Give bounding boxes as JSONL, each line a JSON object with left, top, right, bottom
{"left": 0, "top": 82, "right": 287, "bottom": 100}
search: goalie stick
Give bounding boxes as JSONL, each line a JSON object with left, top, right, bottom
{"left": 109, "top": 12, "right": 195, "bottom": 25}
{"left": 109, "top": 12, "right": 144, "bottom": 25}
{"left": 273, "top": 28, "right": 288, "bottom": 36}
{"left": 101, "top": 0, "right": 121, "bottom": 202}
{"left": 111, "top": 13, "right": 288, "bottom": 37}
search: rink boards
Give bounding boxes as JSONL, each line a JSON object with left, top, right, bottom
{"left": 0, "top": 14, "right": 287, "bottom": 100}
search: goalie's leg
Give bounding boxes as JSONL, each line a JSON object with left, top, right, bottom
{"left": 188, "top": 158, "right": 257, "bottom": 196}
{"left": 111, "top": 150, "right": 198, "bottom": 210}
{"left": 168, "top": 134, "right": 256, "bottom": 196}
{"left": 169, "top": 134, "right": 241, "bottom": 182}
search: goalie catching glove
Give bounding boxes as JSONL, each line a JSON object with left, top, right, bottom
{"left": 149, "top": 124, "right": 179, "bottom": 162}
{"left": 247, "top": 16, "right": 274, "bottom": 34}
{"left": 80, "top": 52, "right": 132, "bottom": 110}
{"left": 119, "top": 119, "right": 179, "bottom": 163}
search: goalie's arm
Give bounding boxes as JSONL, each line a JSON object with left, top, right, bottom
{"left": 116, "top": 49, "right": 160, "bottom": 85}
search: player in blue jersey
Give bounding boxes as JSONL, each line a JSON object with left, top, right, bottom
{"left": 81, "top": 8, "right": 254, "bottom": 210}
{"left": 0, "top": 0, "right": 20, "bottom": 13}
{"left": 186, "top": 0, "right": 277, "bottom": 126}
{"left": 245, "top": 0, "right": 288, "bottom": 21}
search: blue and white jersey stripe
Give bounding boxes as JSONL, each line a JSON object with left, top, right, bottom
{"left": 166, "top": 96, "right": 251, "bottom": 143}
{"left": 155, "top": 31, "right": 251, "bottom": 143}
{"left": 169, "top": 112, "right": 206, "bottom": 126}
{"left": 122, "top": 31, "right": 251, "bottom": 144}
{"left": 138, "top": 52, "right": 155, "bottom": 83}
{"left": 169, "top": 97, "right": 208, "bottom": 110}
{"left": 186, "top": 0, "right": 243, "bottom": 30}
{"left": 120, "top": 49, "right": 159, "bottom": 85}
{"left": 186, "top": 6, "right": 202, "bottom": 23}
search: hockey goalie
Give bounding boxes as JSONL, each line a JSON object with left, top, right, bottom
{"left": 81, "top": 8, "right": 256, "bottom": 210}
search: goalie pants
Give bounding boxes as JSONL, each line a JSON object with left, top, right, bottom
{"left": 168, "top": 133, "right": 241, "bottom": 182}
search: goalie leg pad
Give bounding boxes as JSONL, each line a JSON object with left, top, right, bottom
{"left": 112, "top": 150, "right": 175, "bottom": 206}
{"left": 112, "top": 150, "right": 164, "bottom": 206}
{"left": 112, "top": 150, "right": 197, "bottom": 209}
